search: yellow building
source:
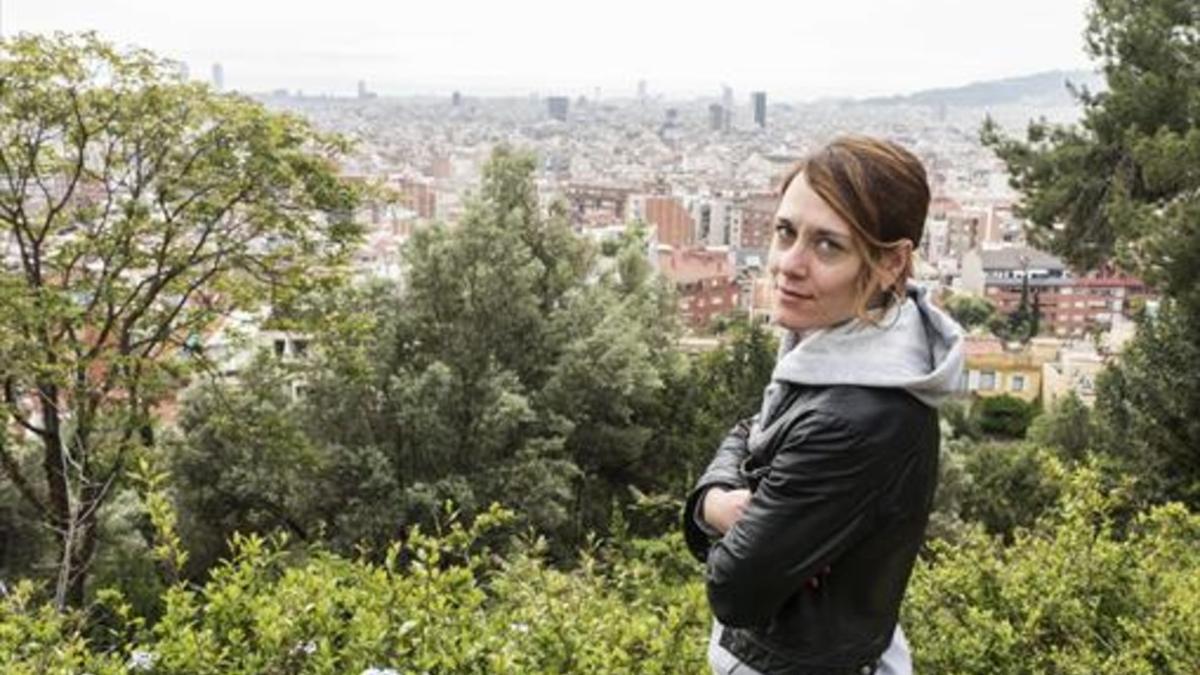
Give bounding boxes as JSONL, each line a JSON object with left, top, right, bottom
{"left": 962, "top": 336, "right": 1061, "bottom": 403}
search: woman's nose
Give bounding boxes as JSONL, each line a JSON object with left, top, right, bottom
{"left": 777, "top": 242, "right": 809, "bottom": 279}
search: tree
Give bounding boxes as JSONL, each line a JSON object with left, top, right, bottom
{"left": 1093, "top": 303, "right": 1200, "bottom": 505}
{"left": 943, "top": 294, "right": 996, "bottom": 331}
{"left": 983, "top": 0, "right": 1200, "bottom": 502}
{"left": 1028, "top": 390, "right": 1096, "bottom": 461}
{"left": 958, "top": 441, "right": 1062, "bottom": 542}
{"left": 167, "top": 356, "right": 405, "bottom": 576}
{"left": 973, "top": 394, "right": 1038, "bottom": 439}
{"left": 0, "top": 33, "right": 361, "bottom": 607}
{"left": 264, "top": 146, "right": 685, "bottom": 552}
{"left": 982, "top": 0, "right": 1200, "bottom": 307}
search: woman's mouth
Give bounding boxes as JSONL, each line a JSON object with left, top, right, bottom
{"left": 777, "top": 288, "right": 815, "bottom": 303}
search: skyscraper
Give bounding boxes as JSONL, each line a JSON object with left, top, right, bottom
{"left": 547, "top": 96, "right": 569, "bottom": 122}
{"left": 211, "top": 63, "right": 225, "bottom": 91}
{"left": 752, "top": 91, "right": 767, "bottom": 128}
{"left": 709, "top": 103, "right": 728, "bottom": 133}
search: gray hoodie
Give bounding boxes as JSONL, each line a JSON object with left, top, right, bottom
{"left": 749, "top": 283, "right": 965, "bottom": 452}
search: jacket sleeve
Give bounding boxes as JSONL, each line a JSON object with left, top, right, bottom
{"left": 704, "top": 411, "right": 891, "bottom": 628}
{"left": 681, "top": 415, "right": 757, "bottom": 562}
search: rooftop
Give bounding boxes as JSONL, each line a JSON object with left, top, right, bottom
{"left": 977, "top": 246, "right": 1065, "bottom": 271}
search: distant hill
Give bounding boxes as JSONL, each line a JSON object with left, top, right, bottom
{"left": 860, "top": 70, "right": 1106, "bottom": 108}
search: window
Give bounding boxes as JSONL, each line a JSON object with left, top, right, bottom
{"left": 1010, "top": 375, "right": 1025, "bottom": 392}
{"left": 274, "top": 339, "right": 286, "bottom": 357}
{"left": 979, "top": 371, "right": 996, "bottom": 391}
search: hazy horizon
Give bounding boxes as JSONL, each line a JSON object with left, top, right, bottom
{"left": 3, "top": 0, "right": 1095, "bottom": 102}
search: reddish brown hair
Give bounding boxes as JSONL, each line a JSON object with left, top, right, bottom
{"left": 776, "top": 135, "right": 930, "bottom": 320}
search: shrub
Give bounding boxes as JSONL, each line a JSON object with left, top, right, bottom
{"left": 905, "top": 465, "right": 1200, "bottom": 674}
{"left": 974, "top": 394, "right": 1038, "bottom": 438}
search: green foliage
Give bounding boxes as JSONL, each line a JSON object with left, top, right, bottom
{"left": 982, "top": 1, "right": 1200, "bottom": 290}
{"left": 1093, "top": 302, "right": 1200, "bottom": 506}
{"left": 0, "top": 581, "right": 125, "bottom": 674}
{"left": 974, "top": 394, "right": 1039, "bottom": 438}
{"left": 0, "top": 32, "right": 362, "bottom": 606}
{"left": 925, "top": 438, "right": 974, "bottom": 544}
{"left": 986, "top": 277, "right": 1040, "bottom": 343}
{"left": 1028, "top": 391, "right": 1097, "bottom": 461}
{"left": 944, "top": 294, "right": 997, "bottom": 331}
{"left": 1, "top": 504, "right": 711, "bottom": 674}
{"left": 941, "top": 399, "right": 982, "bottom": 441}
{"left": 958, "top": 442, "right": 1064, "bottom": 542}
{"left": 168, "top": 356, "right": 405, "bottom": 574}
{"left": 905, "top": 465, "right": 1200, "bottom": 674}
{"left": 4, "top": 471, "right": 1198, "bottom": 673}
{"left": 982, "top": 0, "right": 1200, "bottom": 507}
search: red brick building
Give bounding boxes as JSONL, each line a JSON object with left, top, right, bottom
{"left": 565, "top": 183, "right": 634, "bottom": 228}
{"left": 734, "top": 193, "right": 777, "bottom": 251}
{"left": 390, "top": 178, "right": 437, "bottom": 219}
{"left": 962, "top": 247, "right": 1151, "bottom": 336}
{"left": 635, "top": 196, "right": 695, "bottom": 248}
{"left": 657, "top": 247, "right": 740, "bottom": 330}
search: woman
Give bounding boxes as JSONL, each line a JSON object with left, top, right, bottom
{"left": 683, "top": 136, "right": 964, "bottom": 674}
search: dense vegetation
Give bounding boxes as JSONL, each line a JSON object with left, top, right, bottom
{"left": 3, "top": 0, "right": 1200, "bottom": 671}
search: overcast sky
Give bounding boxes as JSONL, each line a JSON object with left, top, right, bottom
{"left": 3, "top": 0, "right": 1096, "bottom": 101}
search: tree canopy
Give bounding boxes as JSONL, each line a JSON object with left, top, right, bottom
{"left": 0, "top": 32, "right": 362, "bottom": 607}
{"left": 984, "top": 0, "right": 1200, "bottom": 506}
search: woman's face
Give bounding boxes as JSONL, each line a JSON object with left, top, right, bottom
{"left": 770, "top": 175, "right": 866, "bottom": 332}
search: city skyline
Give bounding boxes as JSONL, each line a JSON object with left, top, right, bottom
{"left": 4, "top": 0, "right": 1095, "bottom": 101}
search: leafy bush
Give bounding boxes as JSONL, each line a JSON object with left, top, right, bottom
{"left": 958, "top": 442, "right": 1063, "bottom": 542}
{"left": 905, "top": 465, "right": 1200, "bottom": 674}
{"left": 974, "top": 394, "right": 1038, "bottom": 438}
{"left": 1028, "top": 391, "right": 1096, "bottom": 461}
{"left": 1, "top": 504, "right": 710, "bottom": 674}
{"left": 944, "top": 294, "right": 996, "bottom": 331}
{"left": 2, "top": 471, "right": 1196, "bottom": 674}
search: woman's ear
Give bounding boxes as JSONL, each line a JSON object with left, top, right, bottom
{"left": 878, "top": 240, "right": 914, "bottom": 290}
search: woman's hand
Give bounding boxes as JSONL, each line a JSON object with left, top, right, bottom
{"left": 702, "top": 487, "right": 753, "bottom": 534}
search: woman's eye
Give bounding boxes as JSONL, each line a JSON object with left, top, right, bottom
{"left": 815, "top": 238, "right": 842, "bottom": 254}
{"left": 775, "top": 224, "right": 796, "bottom": 240}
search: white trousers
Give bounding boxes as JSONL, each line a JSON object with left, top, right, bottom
{"left": 707, "top": 620, "right": 912, "bottom": 675}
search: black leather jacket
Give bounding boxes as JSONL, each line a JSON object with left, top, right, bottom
{"left": 683, "top": 383, "right": 939, "bottom": 675}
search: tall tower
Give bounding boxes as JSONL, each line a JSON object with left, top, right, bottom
{"left": 547, "top": 96, "right": 569, "bottom": 122}
{"left": 709, "top": 104, "right": 728, "bottom": 133}
{"left": 752, "top": 91, "right": 767, "bottom": 128}
{"left": 212, "top": 63, "right": 225, "bottom": 91}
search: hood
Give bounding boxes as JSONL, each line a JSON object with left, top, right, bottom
{"left": 766, "top": 282, "right": 965, "bottom": 409}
